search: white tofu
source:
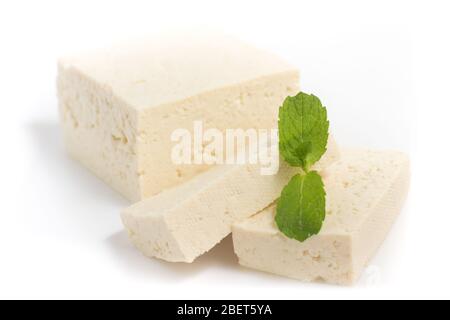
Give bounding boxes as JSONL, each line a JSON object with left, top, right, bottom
{"left": 121, "top": 139, "right": 340, "bottom": 263}
{"left": 57, "top": 33, "right": 299, "bottom": 201}
{"left": 232, "top": 149, "right": 410, "bottom": 285}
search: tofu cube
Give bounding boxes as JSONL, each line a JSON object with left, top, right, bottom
{"left": 57, "top": 33, "right": 299, "bottom": 201}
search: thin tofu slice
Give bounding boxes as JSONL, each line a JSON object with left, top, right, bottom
{"left": 232, "top": 149, "right": 410, "bottom": 285}
{"left": 121, "top": 139, "right": 340, "bottom": 263}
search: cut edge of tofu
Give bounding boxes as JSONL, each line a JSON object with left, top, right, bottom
{"left": 351, "top": 152, "right": 410, "bottom": 282}
{"left": 121, "top": 164, "right": 236, "bottom": 262}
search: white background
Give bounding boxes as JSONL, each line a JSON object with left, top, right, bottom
{"left": 0, "top": 0, "right": 449, "bottom": 300}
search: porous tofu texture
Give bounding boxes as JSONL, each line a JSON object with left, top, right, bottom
{"left": 57, "top": 33, "right": 299, "bottom": 201}
{"left": 121, "top": 139, "right": 340, "bottom": 263}
{"left": 232, "top": 149, "right": 410, "bottom": 285}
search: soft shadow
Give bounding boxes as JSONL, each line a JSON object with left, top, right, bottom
{"left": 26, "top": 120, "right": 128, "bottom": 208}
{"left": 107, "top": 231, "right": 239, "bottom": 282}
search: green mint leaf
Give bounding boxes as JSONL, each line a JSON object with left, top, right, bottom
{"left": 275, "top": 171, "right": 326, "bottom": 242}
{"left": 278, "top": 92, "right": 329, "bottom": 171}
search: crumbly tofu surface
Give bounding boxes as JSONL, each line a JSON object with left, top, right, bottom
{"left": 57, "top": 33, "right": 299, "bottom": 201}
{"left": 232, "top": 149, "right": 410, "bottom": 285}
{"left": 121, "top": 139, "right": 340, "bottom": 263}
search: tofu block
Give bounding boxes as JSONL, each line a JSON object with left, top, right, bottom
{"left": 121, "top": 139, "right": 340, "bottom": 263}
{"left": 232, "top": 149, "right": 410, "bottom": 285}
{"left": 57, "top": 33, "right": 299, "bottom": 201}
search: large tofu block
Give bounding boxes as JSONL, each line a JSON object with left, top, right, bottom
{"left": 232, "top": 149, "right": 410, "bottom": 285}
{"left": 121, "top": 139, "right": 340, "bottom": 263}
{"left": 57, "top": 33, "right": 299, "bottom": 201}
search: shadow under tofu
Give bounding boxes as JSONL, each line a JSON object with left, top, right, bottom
{"left": 106, "top": 231, "right": 239, "bottom": 282}
{"left": 26, "top": 120, "right": 129, "bottom": 208}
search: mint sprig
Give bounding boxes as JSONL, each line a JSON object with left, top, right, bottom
{"left": 278, "top": 93, "right": 329, "bottom": 171}
{"left": 276, "top": 171, "right": 326, "bottom": 241}
{"left": 276, "top": 92, "right": 329, "bottom": 242}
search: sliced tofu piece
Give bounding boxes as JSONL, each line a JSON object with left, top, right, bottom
{"left": 232, "top": 149, "right": 410, "bottom": 285}
{"left": 121, "top": 138, "right": 340, "bottom": 263}
{"left": 57, "top": 32, "right": 299, "bottom": 201}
